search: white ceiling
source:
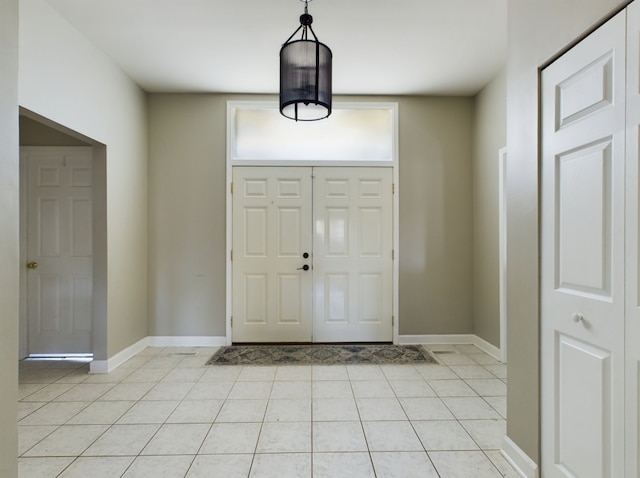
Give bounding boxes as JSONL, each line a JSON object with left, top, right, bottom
{"left": 45, "top": 0, "right": 507, "bottom": 96}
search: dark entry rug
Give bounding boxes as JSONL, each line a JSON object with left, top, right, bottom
{"left": 206, "top": 344, "right": 437, "bottom": 366}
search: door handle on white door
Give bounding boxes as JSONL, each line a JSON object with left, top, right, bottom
{"left": 27, "top": 261, "right": 38, "bottom": 269}
{"left": 572, "top": 313, "right": 584, "bottom": 323}
{"left": 297, "top": 265, "right": 310, "bottom": 271}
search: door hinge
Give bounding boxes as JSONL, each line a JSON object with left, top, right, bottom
{"left": 392, "top": 316, "right": 395, "bottom": 327}
{"left": 230, "top": 317, "right": 233, "bottom": 328}
{"left": 392, "top": 249, "right": 395, "bottom": 260}
{"left": 230, "top": 182, "right": 233, "bottom": 194}
{"left": 392, "top": 183, "right": 395, "bottom": 194}
{"left": 230, "top": 250, "right": 233, "bottom": 261}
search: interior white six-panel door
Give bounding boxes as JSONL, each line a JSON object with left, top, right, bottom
{"left": 24, "top": 147, "right": 93, "bottom": 355}
{"left": 232, "top": 167, "right": 393, "bottom": 343}
{"left": 541, "top": 10, "right": 626, "bottom": 478}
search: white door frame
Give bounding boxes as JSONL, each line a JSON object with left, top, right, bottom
{"left": 18, "top": 110, "right": 109, "bottom": 362}
{"left": 225, "top": 101, "right": 399, "bottom": 345}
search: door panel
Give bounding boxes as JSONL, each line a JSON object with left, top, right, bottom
{"left": 25, "top": 147, "right": 93, "bottom": 354}
{"left": 541, "top": 11, "right": 625, "bottom": 478}
{"left": 556, "top": 139, "right": 612, "bottom": 296}
{"left": 232, "top": 167, "right": 313, "bottom": 342}
{"left": 313, "top": 168, "right": 393, "bottom": 342}
{"left": 556, "top": 336, "right": 612, "bottom": 478}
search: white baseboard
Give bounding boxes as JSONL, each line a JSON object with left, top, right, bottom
{"left": 89, "top": 336, "right": 150, "bottom": 374}
{"left": 501, "top": 436, "right": 539, "bottom": 478}
{"left": 397, "top": 334, "right": 504, "bottom": 362}
{"left": 148, "top": 336, "right": 227, "bottom": 347}
{"left": 89, "top": 336, "right": 226, "bottom": 373}
{"left": 94, "top": 334, "right": 501, "bottom": 373}
{"left": 473, "top": 335, "right": 503, "bottom": 361}
{"left": 397, "top": 334, "right": 477, "bottom": 345}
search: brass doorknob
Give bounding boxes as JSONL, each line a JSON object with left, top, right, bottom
{"left": 27, "top": 262, "right": 38, "bottom": 269}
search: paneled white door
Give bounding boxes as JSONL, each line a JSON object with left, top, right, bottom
{"left": 24, "top": 147, "right": 93, "bottom": 354}
{"left": 232, "top": 167, "right": 393, "bottom": 343}
{"left": 541, "top": 10, "right": 626, "bottom": 478}
{"left": 232, "top": 167, "right": 313, "bottom": 342}
{"left": 313, "top": 168, "right": 393, "bottom": 342}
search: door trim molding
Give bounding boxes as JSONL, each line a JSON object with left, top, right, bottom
{"left": 225, "top": 102, "right": 399, "bottom": 345}
{"left": 498, "top": 146, "right": 508, "bottom": 362}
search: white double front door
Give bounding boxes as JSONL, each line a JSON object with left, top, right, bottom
{"left": 232, "top": 167, "right": 393, "bottom": 343}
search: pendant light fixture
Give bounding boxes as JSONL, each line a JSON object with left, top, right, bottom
{"left": 280, "top": 0, "right": 332, "bottom": 121}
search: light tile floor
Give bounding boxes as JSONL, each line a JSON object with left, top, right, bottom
{"left": 17, "top": 344, "right": 520, "bottom": 477}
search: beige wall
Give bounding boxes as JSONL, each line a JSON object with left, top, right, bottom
{"left": 471, "top": 69, "right": 507, "bottom": 348}
{"left": 0, "top": 0, "right": 19, "bottom": 474}
{"left": 148, "top": 94, "right": 474, "bottom": 338}
{"left": 20, "top": 116, "right": 89, "bottom": 146}
{"left": 19, "top": 0, "right": 149, "bottom": 358}
{"left": 396, "top": 96, "right": 474, "bottom": 335}
{"left": 506, "top": 0, "right": 627, "bottom": 464}
{"left": 148, "top": 94, "right": 228, "bottom": 336}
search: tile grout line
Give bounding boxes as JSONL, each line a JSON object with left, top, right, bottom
{"left": 348, "top": 365, "right": 378, "bottom": 478}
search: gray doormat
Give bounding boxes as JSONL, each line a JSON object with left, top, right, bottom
{"left": 206, "top": 344, "right": 437, "bottom": 366}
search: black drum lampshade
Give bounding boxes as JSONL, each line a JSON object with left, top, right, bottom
{"left": 280, "top": 1, "right": 332, "bottom": 121}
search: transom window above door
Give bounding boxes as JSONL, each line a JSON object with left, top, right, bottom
{"left": 228, "top": 101, "right": 397, "bottom": 165}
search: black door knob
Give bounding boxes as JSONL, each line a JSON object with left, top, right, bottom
{"left": 297, "top": 264, "right": 310, "bottom": 271}
{"left": 303, "top": 252, "right": 309, "bottom": 259}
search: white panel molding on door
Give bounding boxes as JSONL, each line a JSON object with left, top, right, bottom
{"left": 313, "top": 167, "right": 394, "bottom": 342}
{"left": 23, "top": 147, "right": 94, "bottom": 355}
{"left": 541, "top": 9, "right": 626, "bottom": 478}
